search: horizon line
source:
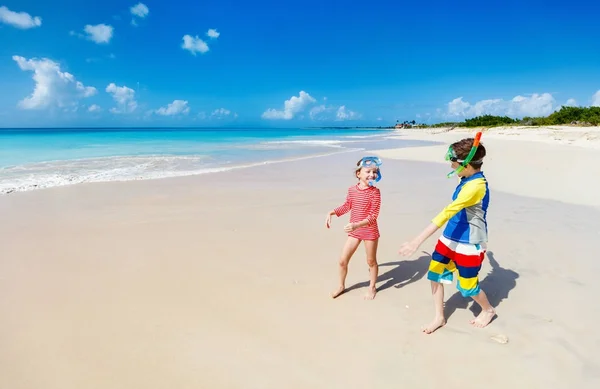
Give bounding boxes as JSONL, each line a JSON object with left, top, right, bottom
{"left": 0, "top": 126, "right": 395, "bottom": 130}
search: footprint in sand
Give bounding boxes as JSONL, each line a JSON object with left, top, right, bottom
{"left": 490, "top": 334, "right": 509, "bottom": 344}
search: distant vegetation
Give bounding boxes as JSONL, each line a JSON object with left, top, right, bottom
{"left": 401, "top": 106, "right": 600, "bottom": 128}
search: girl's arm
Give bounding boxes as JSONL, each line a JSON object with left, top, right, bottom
{"left": 331, "top": 189, "right": 352, "bottom": 217}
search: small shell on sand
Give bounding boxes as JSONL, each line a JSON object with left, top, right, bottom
{"left": 490, "top": 334, "right": 509, "bottom": 344}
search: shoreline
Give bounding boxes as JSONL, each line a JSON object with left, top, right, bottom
{"left": 0, "top": 148, "right": 363, "bottom": 195}
{"left": 0, "top": 134, "right": 434, "bottom": 195}
{"left": 4, "top": 123, "right": 599, "bottom": 199}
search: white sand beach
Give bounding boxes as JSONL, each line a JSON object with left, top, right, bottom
{"left": 381, "top": 125, "right": 600, "bottom": 208}
{"left": 1, "top": 126, "right": 599, "bottom": 389}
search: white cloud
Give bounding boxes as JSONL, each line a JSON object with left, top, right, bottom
{"left": 12, "top": 55, "right": 97, "bottom": 110}
{"left": 130, "top": 3, "right": 149, "bottom": 18}
{"left": 106, "top": 83, "right": 137, "bottom": 113}
{"left": 336, "top": 105, "right": 360, "bottom": 121}
{"left": 194, "top": 109, "right": 237, "bottom": 121}
{"left": 211, "top": 108, "right": 236, "bottom": 119}
{"left": 592, "top": 90, "right": 600, "bottom": 107}
{"left": 130, "top": 3, "right": 148, "bottom": 26}
{"left": 0, "top": 6, "right": 41, "bottom": 29}
{"left": 444, "top": 93, "right": 556, "bottom": 119}
{"left": 88, "top": 104, "right": 101, "bottom": 112}
{"left": 309, "top": 104, "right": 329, "bottom": 119}
{"left": 182, "top": 35, "right": 209, "bottom": 55}
{"left": 207, "top": 29, "right": 220, "bottom": 39}
{"left": 309, "top": 103, "right": 361, "bottom": 121}
{"left": 553, "top": 98, "right": 579, "bottom": 112}
{"left": 81, "top": 24, "right": 113, "bottom": 44}
{"left": 156, "top": 100, "right": 190, "bottom": 116}
{"left": 565, "top": 98, "right": 577, "bottom": 107}
{"left": 262, "top": 91, "right": 316, "bottom": 120}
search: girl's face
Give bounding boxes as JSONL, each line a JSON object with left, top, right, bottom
{"left": 356, "top": 167, "right": 378, "bottom": 185}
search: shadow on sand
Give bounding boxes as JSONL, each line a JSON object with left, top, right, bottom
{"left": 345, "top": 253, "right": 430, "bottom": 293}
{"left": 444, "top": 251, "right": 520, "bottom": 319}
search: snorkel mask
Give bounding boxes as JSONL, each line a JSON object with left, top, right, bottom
{"left": 445, "top": 131, "right": 483, "bottom": 178}
{"left": 357, "top": 156, "right": 382, "bottom": 186}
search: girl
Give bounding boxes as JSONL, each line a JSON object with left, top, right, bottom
{"left": 326, "top": 156, "right": 382, "bottom": 300}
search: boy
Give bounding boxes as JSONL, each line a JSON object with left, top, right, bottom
{"left": 398, "top": 135, "right": 495, "bottom": 334}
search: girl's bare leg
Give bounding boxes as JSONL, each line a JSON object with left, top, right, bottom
{"left": 364, "top": 239, "right": 379, "bottom": 300}
{"left": 332, "top": 237, "right": 361, "bottom": 298}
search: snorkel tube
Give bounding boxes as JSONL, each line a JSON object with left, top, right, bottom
{"left": 358, "top": 156, "right": 382, "bottom": 186}
{"left": 445, "top": 131, "right": 483, "bottom": 178}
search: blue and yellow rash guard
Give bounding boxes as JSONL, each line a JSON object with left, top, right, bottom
{"left": 431, "top": 172, "right": 490, "bottom": 244}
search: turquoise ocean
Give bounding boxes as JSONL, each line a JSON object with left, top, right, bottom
{"left": 0, "top": 127, "right": 419, "bottom": 194}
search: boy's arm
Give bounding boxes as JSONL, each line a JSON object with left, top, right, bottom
{"left": 431, "top": 179, "right": 486, "bottom": 228}
{"left": 330, "top": 189, "right": 352, "bottom": 217}
{"left": 353, "top": 188, "right": 381, "bottom": 228}
{"left": 399, "top": 180, "right": 486, "bottom": 256}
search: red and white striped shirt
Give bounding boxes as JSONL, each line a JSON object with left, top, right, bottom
{"left": 334, "top": 183, "right": 381, "bottom": 240}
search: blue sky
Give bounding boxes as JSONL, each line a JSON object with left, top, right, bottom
{"left": 1, "top": 0, "right": 599, "bottom": 128}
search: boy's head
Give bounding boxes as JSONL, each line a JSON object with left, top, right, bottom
{"left": 355, "top": 156, "right": 381, "bottom": 185}
{"left": 447, "top": 137, "right": 486, "bottom": 177}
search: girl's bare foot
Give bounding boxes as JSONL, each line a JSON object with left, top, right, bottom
{"left": 331, "top": 286, "right": 345, "bottom": 299}
{"left": 422, "top": 316, "right": 446, "bottom": 334}
{"left": 470, "top": 308, "right": 496, "bottom": 328}
{"left": 364, "top": 287, "right": 377, "bottom": 300}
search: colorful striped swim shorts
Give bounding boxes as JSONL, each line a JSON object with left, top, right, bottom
{"left": 427, "top": 235, "right": 486, "bottom": 297}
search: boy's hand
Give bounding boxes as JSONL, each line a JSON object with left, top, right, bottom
{"left": 398, "top": 240, "right": 420, "bottom": 257}
{"left": 399, "top": 223, "right": 440, "bottom": 257}
{"left": 325, "top": 213, "right": 332, "bottom": 228}
{"left": 343, "top": 223, "right": 356, "bottom": 233}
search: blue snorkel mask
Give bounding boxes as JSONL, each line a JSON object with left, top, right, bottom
{"left": 357, "top": 156, "right": 382, "bottom": 186}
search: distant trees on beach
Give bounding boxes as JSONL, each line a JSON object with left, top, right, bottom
{"left": 418, "top": 106, "right": 600, "bottom": 128}
{"left": 395, "top": 120, "right": 416, "bottom": 128}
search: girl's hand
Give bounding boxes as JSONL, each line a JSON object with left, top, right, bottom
{"left": 343, "top": 223, "right": 356, "bottom": 233}
{"left": 325, "top": 213, "right": 332, "bottom": 228}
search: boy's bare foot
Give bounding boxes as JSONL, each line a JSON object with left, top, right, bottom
{"left": 422, "top": 316, "right": 446, "bottom": 334}
{"left": 364, "top": 287, "right": 377, "bottom": 300}
{"left": 470, "top": 308, "right": 496, "bottom": 328}
{"left": 331, "top": 286, "right": 345, "bottom": 299}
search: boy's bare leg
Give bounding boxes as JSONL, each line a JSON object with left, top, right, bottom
{"left": 422, "top": 281, "right": 446, "bottom": 334}
{"left": 364, "top": 239, "right": 379, "bottom": 300}
{"left": 332, "top": 237, "right": 361, "bottom": 298}
{"left": 470, "top": 289, "right": 496, "bottom": 328}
